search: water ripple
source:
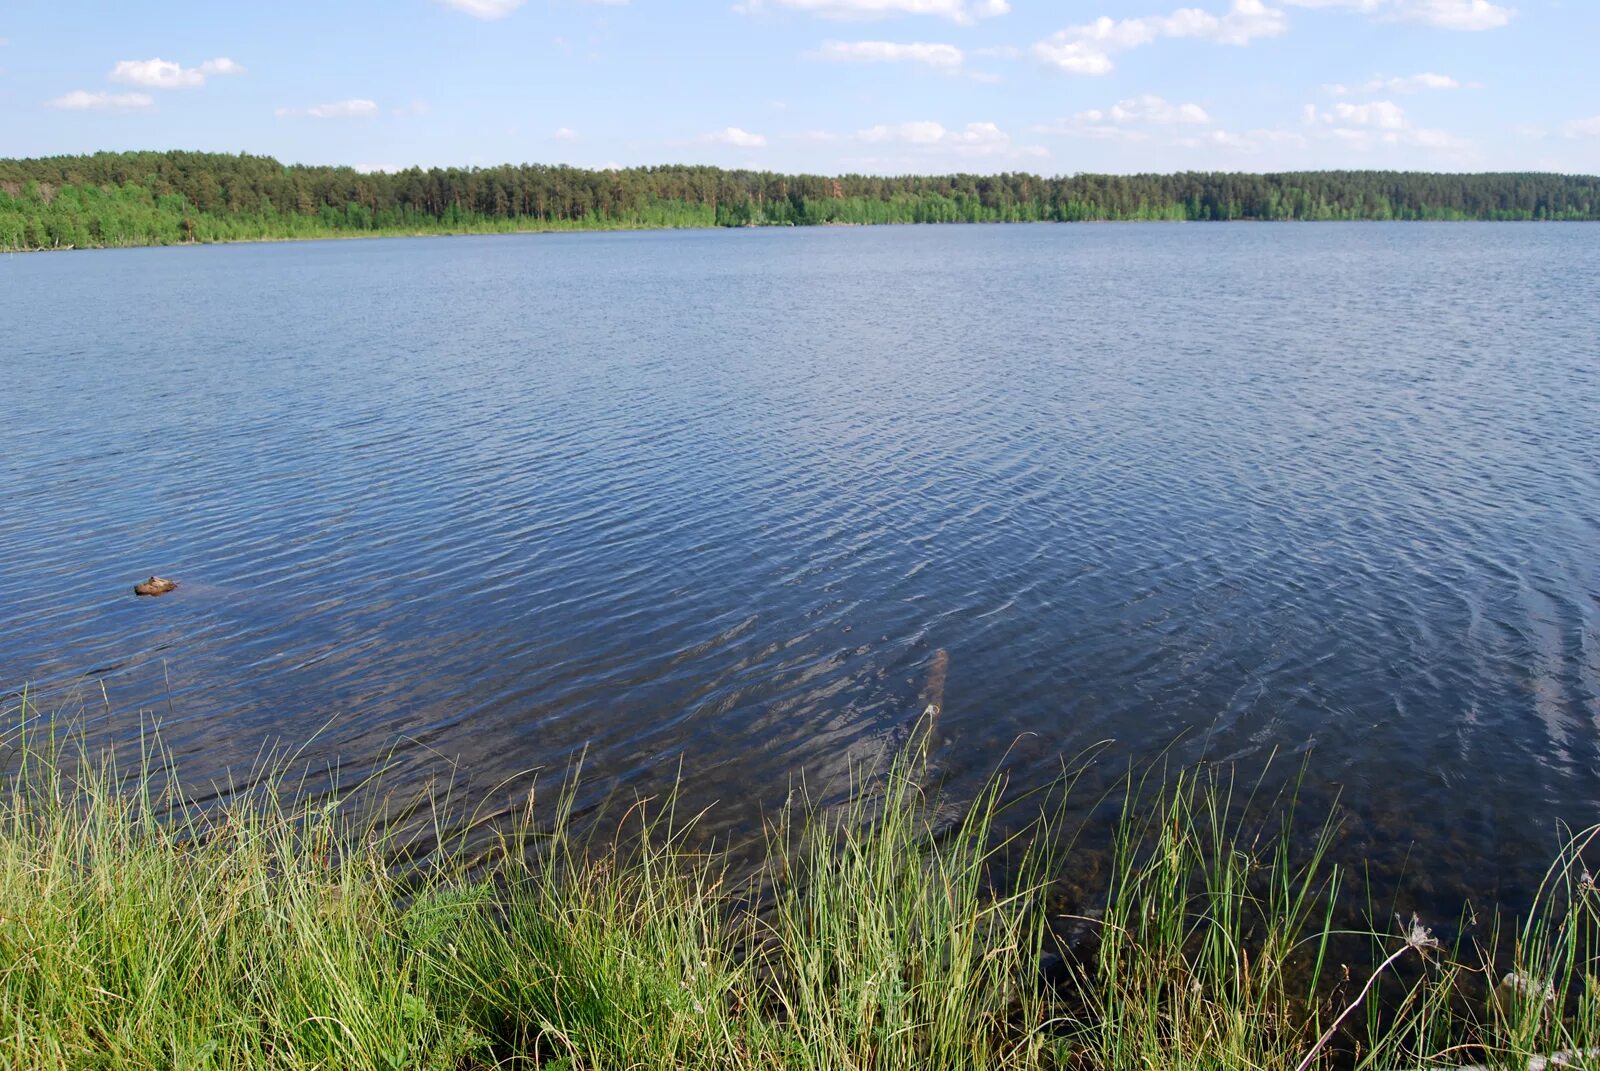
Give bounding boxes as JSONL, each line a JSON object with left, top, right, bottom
{"left": 2, "top": 224, "right": 1597, "bottom": 909}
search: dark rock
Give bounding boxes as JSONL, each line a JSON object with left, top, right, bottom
{"left": 133, "top": 576, "right": 178, "bottom": 597}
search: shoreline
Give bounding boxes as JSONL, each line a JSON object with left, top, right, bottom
{"left": 6, "top": 213, "right": 1598, "bottom": 256}
{"left": 3, "top": 696, "right": 1597, "bottom": 1070}
{"left": 7, "top": 154, "right": 1598, "bottom": 255}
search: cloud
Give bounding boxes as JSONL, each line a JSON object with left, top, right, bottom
{"left": 854, "top": 119, "right": 1046, "bottom": 157}
{"left": 110, "top": 59, "right": 203, "bottom": 88}
{"left": 1280, "top": 0, "right": 1511, "bottom": 29}
{"left": 1313, "top": 99, "right": 1409, "bottom": 129}
{"left": 1326, "top": 72, "right": 1460, "bottom": 94}
{"left": 1302, "top": 98, "right": 1467, "bottom": 148}
{"left": 859, "top": 119, "right": 957, "bottom": 144}
{"left": 809, "top": 40, "right": 963, "bottom": 67}
{"left": 736, "top": 0, "right": 1009, "bottom": 24}
{"left": 1042, "top": 124, "right": 1152, "bottom": 142}
{"left": 275, "top": 99, "right": 380, "bottom": 119}
{"left": 1564, "top": 116, "right": 1600, "bottom": 139}
{"left": 1032, "top": 0, "right": 1286, "bottom": 76}
{"left": 552, "top": 126, "right": 579, "bottom": 141}
{"left": 1202, "top": 130, "right": 1255, "bottom": 148}
{"left": 1080, "top": 94, "right": 1211, "bottom": 124}
{"left": 1036, "top": 95, "right": 1211, "bottom": 139}
{"left": 1393, "top": 0, "right": 1511, "bottom": 28}
{"left": 703, "top": 126, "right": 768, "bottom": 147}
{"left": 437, "top": 0, "right": 526, "bottom": 17}
{"left": 1174, "top": 127, "right": 1308, "bottom": 150}
{"left": 109, "top": 56, "right": 245, "bottom": 89}
{"left": 46, "top": 89, "right": 153, "bottom": 111}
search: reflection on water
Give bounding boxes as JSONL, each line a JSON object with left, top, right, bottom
{"left": 2, "top": 223, "right": 1597, "bottom": 913}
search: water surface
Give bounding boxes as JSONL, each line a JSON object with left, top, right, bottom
{"left": 3, "top": 223, "right": 1597, "bottom": 909}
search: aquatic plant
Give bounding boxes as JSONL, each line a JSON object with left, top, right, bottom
{"left": 2, "top": 689, "right": 1599, "bottom": 1070}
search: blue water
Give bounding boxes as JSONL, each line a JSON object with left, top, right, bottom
{"left": 3, "top": 223, "right": 1597, "bottom": 905}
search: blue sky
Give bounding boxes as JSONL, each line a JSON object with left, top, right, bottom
{"left": 2, "top": 0, "right": 1597, "bottom": 175}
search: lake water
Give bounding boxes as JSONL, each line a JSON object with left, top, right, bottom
{"left": 3, "top": 223, "right": 1597, "bottom": 913}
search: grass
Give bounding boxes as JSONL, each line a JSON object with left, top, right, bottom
{"left": 2, "top": 693, "right": 1599, "bottom": 1070}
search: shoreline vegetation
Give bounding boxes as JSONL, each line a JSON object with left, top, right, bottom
{"left": 5, "top": 695, "right": 1600, "bottom": 1069}
{"left": 3, "top": 152, "right": 1600, "bottom": 252}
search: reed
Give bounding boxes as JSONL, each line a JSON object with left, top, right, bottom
{"left": 2, "top": 692, "right": 1598, "bottom": 1070}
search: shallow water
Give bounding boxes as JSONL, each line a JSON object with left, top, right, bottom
{"left": 3, "top": 223, "right": 1597, "bottom": 910}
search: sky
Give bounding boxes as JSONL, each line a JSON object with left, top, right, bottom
{"left": 2, "top": 0, "right": 1598, "bottom": 175}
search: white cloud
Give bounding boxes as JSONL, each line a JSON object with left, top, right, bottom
{"left": 1080, "top": 94, "right": 1211, "bottom": 125}
{"left": 552, "top": 126, "right": 579, "bottom": 141}
{"left": 1175, "top": 127, "right": 1308, "bottom": 150}
{"left": 1036, "top": 95, "right": 1211, "bottom": 138}
{"left": 1043, "top": 124, "right": 1152, "bottom": 141}
{"left": 1302, "top": 98, "right": 1467, "bottom": 148}
{"left": 1407, "top": 127, "right": 1465, "bottom": 147}
{"left": 46, "top": 89, "right": 153, "bottom": 111}
{"left": 111, "top": 59, "right": 202, "bottom": 88}
{"left": 275, "top": 99, "right": 380, "bottom": 119}
{"left": 1328, "top": 72, "right": 1460, "bottom": 94}
{"left": 736, "top": 0, "right": 1009, "bottom": 24}
{"left": 437, "top": 0, "right": 526, "bottom": 17}
{"left": 1032, "top": 0, "right": 1286, "bottom": 76}
{"left": 1390, "top": 0, "right": 1511, "bottom": 28}
{"left": 1564, "top": 116, "right": 1600, "bottom": 139}
{"left": 109, "top": 56, "right": 245, "bottom": 89}
{"left": 1204, "top": 129, "right": 1263, "bottom": 148}
{"left": 1281, "top": 0, "right": 1511, "bottom": 29}
{"left": 853, "top": 119, "right": 1046, "bottom": 158}
{"left": 1317, "top": 99, "right": 1409, "bottom": 129}
{"left": 703, "top": 126, "right": 768, "bottom": 147}
{"left": 859, "top": 119, "right": 953, "bottom": 143}
{"left": 809, "top": 40, "right": 963, "bottom": 67}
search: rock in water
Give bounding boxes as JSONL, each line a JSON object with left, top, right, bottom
{"left": 133, "top": 576, "right": 178, "bottom": 597}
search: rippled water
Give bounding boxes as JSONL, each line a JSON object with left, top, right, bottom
{"left": 3, "top": 224, "right": 1597, "bottom": 909}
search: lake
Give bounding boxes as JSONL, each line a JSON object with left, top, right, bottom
{"left": 3, "top": 223, "right": 1597, "bottom": 914}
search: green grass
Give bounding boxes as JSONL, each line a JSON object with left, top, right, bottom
{"left": 2, "top": 694, "right": 1599, "bottom": 1070}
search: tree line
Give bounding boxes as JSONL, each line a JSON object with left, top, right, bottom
{"left": 3, "top": 150, "right": 1598, "bottom": 250}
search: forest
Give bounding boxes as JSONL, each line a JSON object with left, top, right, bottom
{"left": 3, "top": 150, "right": 1599, "bottom": 250}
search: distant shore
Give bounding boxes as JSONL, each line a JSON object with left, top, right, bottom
{"left": 6, "top": 151, "right": 1598, "bottom": 253}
